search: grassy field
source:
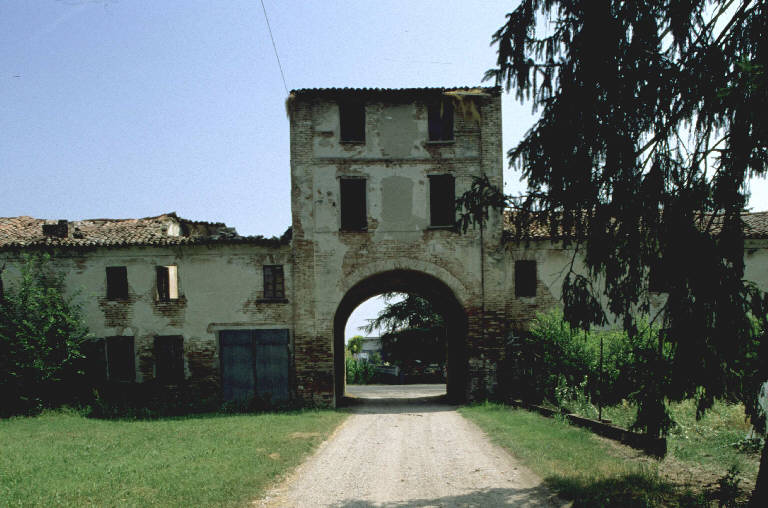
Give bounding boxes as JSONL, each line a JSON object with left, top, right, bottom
{"left": 460, "top": 402, "right": 750, "bottom": 506}
{"left": 0, "top": 408, "right": 346, "bottom": 508}
{"left": 600, "top": 399, "right": 759, "bottom": 480}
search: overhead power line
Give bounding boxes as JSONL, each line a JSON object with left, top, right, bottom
{"left": 259, "top": 0, "right": 289, "bottom": 95}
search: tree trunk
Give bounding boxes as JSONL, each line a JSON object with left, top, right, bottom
{"left": 752, "top": 440, "right": 768, "bottom": 506}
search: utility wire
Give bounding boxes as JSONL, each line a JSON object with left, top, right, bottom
{"left": 259, "top": 0, "right": 289, "bottom": 95}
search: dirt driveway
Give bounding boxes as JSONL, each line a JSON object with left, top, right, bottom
{"left": 257, "top": 385, "right": 566, "bottom": 507}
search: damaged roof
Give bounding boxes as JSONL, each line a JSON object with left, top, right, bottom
{"left": 290, "top": 86, "right": 499, "bottom": 96}
{"left": 502, "top": 210, "right": 768, "bottom": 240}
{"left": 0, "top": 213, "right": 288, "bottom": 249}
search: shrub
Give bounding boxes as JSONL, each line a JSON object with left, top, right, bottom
{"left": 0, "top": 253, "right": 89, "bottom": 416}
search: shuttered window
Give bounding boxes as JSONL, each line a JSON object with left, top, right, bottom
{"left": 340, "top": 178, "right": 367, "bottom": 230}
{"left": 154, "top": 335, "right": 184, "bottom": 383}
{"left": 339, "top": 100, "right": 365, "bottom": 142}
{"left": 515, "top": 260, "right": 537, "bottom": 297}
{"left": 263, "top": 265, "right": 285, "bottom": 299}
{"left": 106, "top": 336, "right": 135, "bottom": 382}
{"left": 428, "top": 99, "right": 454, "bottom": 141}
{"left": 429, "top": 175, "right": 455, "bottom": 227}
{"left": 106, "top": 266, "right": 128, "bottom": 300}
{"left": 156, "top": 265, "right": 179, "bottom": 301}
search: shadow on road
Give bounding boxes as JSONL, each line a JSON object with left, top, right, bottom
{"left": 326, "top": 485, "right": 566, "bottom": 507}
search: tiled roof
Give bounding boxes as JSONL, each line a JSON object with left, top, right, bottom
{"left": 290, "top": 86, "right": 499, "bottom": 96}
{"left": 0, "top": 213, "right": 287, "bottom": 249}
{"left": 503, "top": 210, "right": 768, "bottom": 240}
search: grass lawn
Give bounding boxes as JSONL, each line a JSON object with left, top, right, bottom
{"left": 600, "top": 399, "right": 759, "bottom": 480}
{"left": 0, "top": 408, "right": 346, "bottom": 508}
{"left": 461, "top": 403, "right": 714, "bottom": 507}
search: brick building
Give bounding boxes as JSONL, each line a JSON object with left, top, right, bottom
{"left": 3, "top": 87, "right": 768, "bottom": 407}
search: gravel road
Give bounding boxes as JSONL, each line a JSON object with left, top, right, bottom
{"left": 257, "top": 385, "right": 566, "bottom": 507}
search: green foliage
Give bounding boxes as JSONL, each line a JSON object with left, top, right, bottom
{"left": 345, "top": 353, "right": 377, "bottom": 385}
{"left": 346, "top": 335, "right": 364, "bottom": 354}
{"left": 364, "top": 293, "right": 446, "bottom": 369}
{"left": 468, "top": 0, "right": 768, "bottom": 463}
{"left": 0, "top": 253, "right": 90, "bottom": 416}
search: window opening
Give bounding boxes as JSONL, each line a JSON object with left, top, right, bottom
{"left": 515, "top": 260, "right": 537, "bottom": 297}
{"left": 339, "top": 100, "right": 365, "bottom": 142}
{"left": 263, "top": 265, "right": 285, "bottom": 299}
{"left": 106, "top": 336, "right": 135, "bottom": 382}
{"left": 106, "top": 266, "right": 128, "bottom": 300}
{"left": 429, "top": 175, "right": 456, "bottom": 227}
{"left": 156, "top": 265, "right": 179, "bottom": 301}
{"left": 340, "top": 178, "right": 367, "bottom": 231}
{"left": 154, "top": 335, "right": 184, "bottom": 383}
{"left": 428, "top": 99, "right": 454, "bottom": 141}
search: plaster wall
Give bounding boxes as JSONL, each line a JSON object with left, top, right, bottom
{"left": 1, "top": 243, "right": 292, "bottom": 389}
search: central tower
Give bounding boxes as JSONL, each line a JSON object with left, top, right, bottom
{"left": 287, "top": 87, "right": 505, "bottom": 406}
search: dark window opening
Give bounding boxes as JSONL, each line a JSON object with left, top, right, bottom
{"left": 515, "top": 260, "right": 537, "bottom": 297}
{"left": 429, "top": 175, "right": 456, "bottom": 227}
{"left": 107, "top": 335, "right": 135, "bottom": 382}
{"left": 340, "top": 178, "right": 367, "bottom": 231}
{"left": 106, "top": 266, "right": 128, "bottom": 300}
{"left": 154, "top": 335, "right": 184, "bottom": 383}
{"left": 428, "top": 99, "right": 454, "bottom": 141}
{"left": 263, "top": 265, "right": 285, "bottom": 299}
{"left": 339, "top": 100, "right": 365, "bottom": 142}
{"left": 156, "top": 265, "right": 179, "bottom": 301}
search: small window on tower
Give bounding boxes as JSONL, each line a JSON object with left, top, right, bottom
{"left": 428, "top": 99, "right": 454, "bottom": 142}
{"left": 263, "top": 265, "right": 285, "bottom": 299}
{"left": 515, "top": 260, "right": 537, "bottom": 297}
{"left": 106, "top": 266, "right": 128, "bottom": 300}
{"left": 156, "top": 265, "right": 179, "bottom": 301}
{"left": 339, "top": 100, "right": 365, "bottom": 142}
{"left": 340, "top": 178, "right": 367, "bottom": 231}
{"left": 429, "top": 175, "right": 456, "bottom": 227}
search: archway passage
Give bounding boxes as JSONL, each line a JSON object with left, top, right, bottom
{"left": 333, "top": 270, "right": 468, "bottom": 404}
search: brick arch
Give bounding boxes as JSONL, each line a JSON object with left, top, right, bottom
{"left": 333, "top": 268, "right": 468, "bottom": 404}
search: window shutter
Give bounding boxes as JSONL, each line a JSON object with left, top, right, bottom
{"left": 340, "top": 179, "right": 367, "bottom": 230}
{"left": 429, "top": 175, "right": 455, "bottom": 227}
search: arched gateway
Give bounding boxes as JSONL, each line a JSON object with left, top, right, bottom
{"left": 333, "top": 269, "right": 468, "bottom": 403}
{"left": 288, "top": 87, "right": 509, "bottom": 407}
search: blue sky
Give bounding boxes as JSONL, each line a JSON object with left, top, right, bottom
{"left": 2, "top": 0, "right": 766, "bottom": 337}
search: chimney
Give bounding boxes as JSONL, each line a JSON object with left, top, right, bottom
{"left": 42, "top": 220, "right": 68, "bottom": 238}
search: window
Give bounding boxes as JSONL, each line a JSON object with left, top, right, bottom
{"left": 106, "top": 266, "right": 128, "bottom": 300}
{"left": 154, "top": 335, "right": 184, "bottom": 383}
{"left": 429, "top": 175, "right": 455, "bottom": 227}
{"left": 156, "top": 265, "right": 179, "bottom": 301}
{"left": 340, "top": 178, "right": 367, "bottom": 230}
{"left": 339, "top": 100, "right": 365, "bottom": 142}
{"left": 515, "top": 260, "right": 537, "bottom": 297}
{"left": 428, "top": 99, "right": 454, "bottom": 141}
{"left": 106, "top": 336, "right": 135, "bottom": 382}
{"left": 263, "top": 265, "right": 285, "bottom": 299}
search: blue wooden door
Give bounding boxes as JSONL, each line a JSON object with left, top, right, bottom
{"left": 253, "top": 329, "right": 290, "bottom": 403}
{"left": 220, "top": 329, "right": 289, "bottom": 403}
{"left": 220, "top": 330, "right": 255, "bottom": 402}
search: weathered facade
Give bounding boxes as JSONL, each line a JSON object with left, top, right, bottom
{"left": 3, "top": 87, "right": 768, "bottom": 407}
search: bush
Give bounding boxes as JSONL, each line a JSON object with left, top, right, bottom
{"left": 500, "top": 309, "right": 662, "bottom": 418}
{"left": 345, "top": 353, "right": 377, "bottom": 385}
{"left": 0, "top": 253, "right": 89, "bottom": 416}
